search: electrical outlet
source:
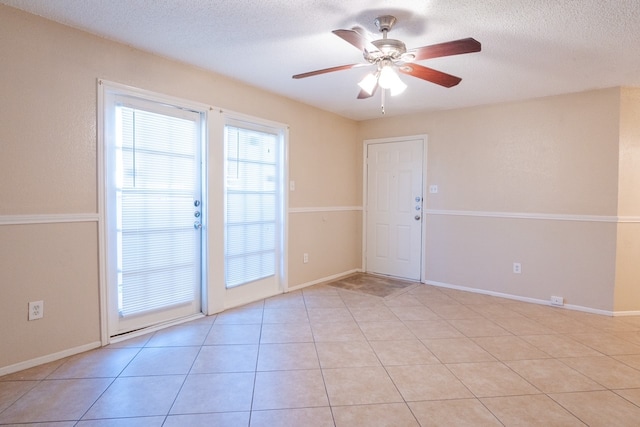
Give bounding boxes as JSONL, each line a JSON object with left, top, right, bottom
{"left": 551, "top": 296, "right": 564, "bottom": 306}
{"left": 28, "top": 300, "right": 44, "bottom": 321}
{"left": 303, "top": 253, "right": 309, "bottom": 264}
{"left": 513, "top": 262, "right": 522, "bottom": 274}
{"left": 429, "top": 184, "right": 438, "bottom": 194}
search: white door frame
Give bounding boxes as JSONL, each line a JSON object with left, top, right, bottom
{"left": 207, "top": 109, "right": 289, "bottom": 314}
{"left": 362, "top": 134, "right": 428, "bottom": 283}
{"left": 97, "top": 79, "right": 210, "bottom": 345}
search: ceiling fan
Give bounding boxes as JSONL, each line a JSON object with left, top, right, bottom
{"left": 293, "top": 15, "right": 481, "bottom": 102}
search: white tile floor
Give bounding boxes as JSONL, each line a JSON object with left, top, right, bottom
{"left": 3, "top": 276, "right": 640, "bottom": 426}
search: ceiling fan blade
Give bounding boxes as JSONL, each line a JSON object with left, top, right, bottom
{"left": 398, "top": 64, "right": 462, "bottom": 88}
{"left": 357, "top": 83, "right": 378, "bottom": 99}
{"left": 410, "top": 38, "right": 481, "bottom": 61}
{"left": 332, "top": 29, "right": 379, "bottom": 53}
{"left": 292, "top": 63, "right": 362, "bottom": 79}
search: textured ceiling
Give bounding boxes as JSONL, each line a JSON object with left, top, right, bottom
{"left": 3, "top": 0, "right": 640, "bottom": 120}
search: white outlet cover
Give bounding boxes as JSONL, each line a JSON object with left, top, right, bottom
{"left": 429, "top": 185, "right": 438, "bottom": 194}
{"left": 28, "top": 300, "right": 44, "bottom": 320}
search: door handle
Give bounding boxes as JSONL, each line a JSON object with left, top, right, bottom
{"left": 415, "top": 215, "right": 421, "bottom": 221}
{"left": 194, "top": 221, "right": 202, "bottom": 230}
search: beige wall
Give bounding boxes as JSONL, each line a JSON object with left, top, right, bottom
{"left": 359, "top": 88, "right": 629, "bottom": 311}
{"left": 359, "top": 89, "right": 621, "bottom": 215}
{"left": 1, "top": 4, "right": 638, "bottom": 373}
{"left": 0, "top": 223, "right": 100, "bottom": 363}
{"left": 0, "top": 6, "right": 361, "bottom": 370}
{"left": 289, "top": 211, "right": 362, "bottom": 286}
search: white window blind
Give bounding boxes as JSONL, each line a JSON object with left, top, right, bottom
{"left": 116, "top": 105, "right": 200, "bottom": 317}
{"left": 225, "top": 125, "right": 278, "bottom": 288}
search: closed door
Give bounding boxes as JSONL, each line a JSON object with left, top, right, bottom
{"left": 104, "top": 90, "right": 204, "bottom": 336}
{"left": 366, "top": 139, "right": 424, "bottom": 280}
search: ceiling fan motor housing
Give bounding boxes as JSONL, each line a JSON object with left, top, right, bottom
{"left": 370, "top": 38, "right": 406, "bottom": 58}
{"left": 365, "top": 16, "right": 407, "bottom": 63}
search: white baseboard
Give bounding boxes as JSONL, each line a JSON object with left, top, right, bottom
{"left": 7, "top": 275, "right": 631, "bottom": 377}
{"left": 287, "top": 269, "right": 362, "bottom": 292}
{"left": 612, "top": 310, "right": 640, "bottom": 317}
{"left": 0, "top": 341, "right": 102, "bottom": 377}
{"left": 1, "top": 314, "right": 208, "bottom": 375}
{"left": 560, "top": 304, "right": 613, "bottom": 316}
{"left": 424, "top": 280, "right": 615, "bottom": 316}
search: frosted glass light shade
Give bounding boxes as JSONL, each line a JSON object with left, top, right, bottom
{"left": 358, "top": 73, "right": 378, "bottom": 95}
{"left": 378, "top": 66, "right": 407, "bottom": 96}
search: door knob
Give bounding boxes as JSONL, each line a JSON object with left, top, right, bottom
{"left": 415, "top": 215, "right": 421, "bottom": 221}
{"left": 194, "top": 221, "right": 202, "bottom": 230}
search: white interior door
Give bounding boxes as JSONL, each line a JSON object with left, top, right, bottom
{"left": 366, "top": 138, "right": 424, "bottom": 280}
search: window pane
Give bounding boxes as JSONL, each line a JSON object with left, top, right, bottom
{"left": 116, "top": 105, "right": 200, "bottom": 316}
{"left": 224, "top": 125, "right": 278, "bottom": 288}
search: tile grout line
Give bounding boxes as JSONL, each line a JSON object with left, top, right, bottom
{"left": 247, "top": 301, "right": 266, "bottom": 424}
{"left": 304, "top": 288, "right": 338, "bottom": 426}
{"left": 162, "top": 317, "right": 218, "bottom": 423}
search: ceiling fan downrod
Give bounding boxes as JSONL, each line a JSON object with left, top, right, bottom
{"left": 374, "top": 15, "right": 397, "bottom": 35}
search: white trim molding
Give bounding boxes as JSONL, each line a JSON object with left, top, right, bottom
{"left": 287, "top": 269, "right": 361, "bottom": 292}
{"left": 288, "top": 206, "right": 363, "bottom": 214}
{"left": 613, "top": 310, "right": 640, "bottom": 317}
{"left": 618, "top": 216, "right": 640, "bottom": 223}
{"left": 0, "top": 213, "right": 100, "bottom": 226}
{"left": 0, "top": 341, "right": 101, "bottom": 377}
{"left": 425, "top": 209, "right": 622, "bottom": 223}
{"left": 424, "top": 280, "right": 615, "bottom": 316}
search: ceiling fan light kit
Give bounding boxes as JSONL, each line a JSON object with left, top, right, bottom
{"left": 293, "top": 14, "right": 481, "bottom": 114}
{"left": 378, "top": 62, "right": 407, "bottom": 95}
{"left": 358, "top": 64, "right": 407, "bottom": 97}
{"left": 358, "top": 72, "right": 378, "bottom": 95}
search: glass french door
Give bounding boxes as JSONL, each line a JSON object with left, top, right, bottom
{"left": 103, "top": 87, "right": 204, "bottom": 337}
{"left": 220, "top": 117, "right": 285, "bottom": 308}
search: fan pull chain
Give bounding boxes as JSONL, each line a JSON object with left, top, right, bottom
{"left": 381, "top": 87, "right": 386, "bottom": 115}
